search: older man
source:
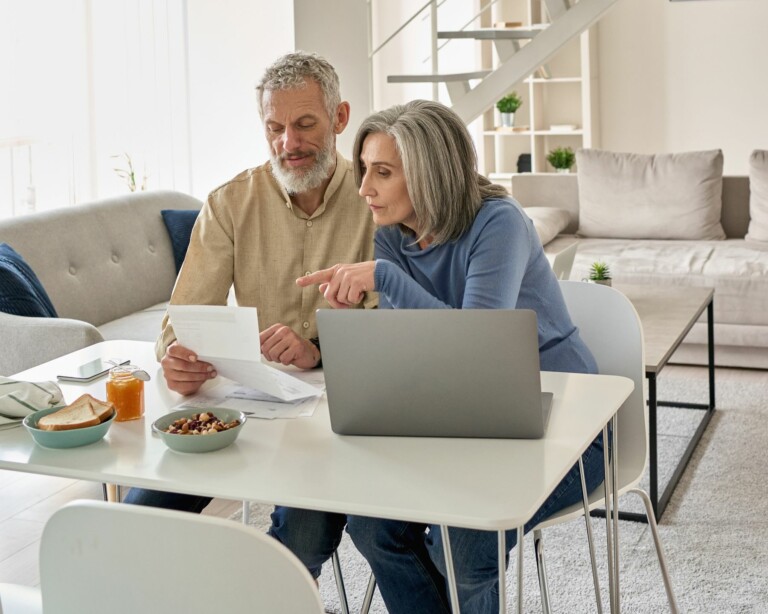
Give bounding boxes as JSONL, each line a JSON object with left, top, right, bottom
{"left": 124, "top": 51, "right": 375, "bottom": 582}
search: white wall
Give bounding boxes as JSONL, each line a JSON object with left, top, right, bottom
{"left": 185, "top": 0, "right": 294, "bottom": 200}
{"left": 598, "top": 0, "right": 768, "bottom": 175}
{"left": 293, "top": 0, "right": 370, "bottom": 158}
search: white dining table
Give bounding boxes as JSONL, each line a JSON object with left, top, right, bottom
{"left": 0, "top": 340, "right": 632, "bottom": 613}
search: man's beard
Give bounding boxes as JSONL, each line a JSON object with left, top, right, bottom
{"left": 270, "top": 134, "right": 336, "bottom": 194}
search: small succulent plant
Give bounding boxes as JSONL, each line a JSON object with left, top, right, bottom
{"left": 589, "top": 261, "right": 611, "bottom": 281}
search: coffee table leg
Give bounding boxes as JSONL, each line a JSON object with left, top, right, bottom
{"left": 707, "top": 299, "right": 715, "bottom": 411}
{"left": 440, "top": 525, "right": 461, "bottom": 613}
{"left": 649, "top": 372, "right": 659, "bottom": 520}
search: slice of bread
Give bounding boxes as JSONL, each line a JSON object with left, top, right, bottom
{"left": 37, "top": 394, "right": 115, "bottom": 431}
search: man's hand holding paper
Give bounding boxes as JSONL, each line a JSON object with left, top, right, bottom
{"left": 166, "top": 305, "right": 323, "bottom": 402}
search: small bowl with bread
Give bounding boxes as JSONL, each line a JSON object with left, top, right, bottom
{"left": 152, "top": 409, "right": 247, "bottom": 453}
{"left": 23, "top": 394, "right": 116, "bottom": 449}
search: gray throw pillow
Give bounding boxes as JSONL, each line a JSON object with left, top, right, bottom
{"left": 746, "top": 150, "right": 768, "bottom": 242}
{"left": 576, "top": 149, "right": 726, "bottom": 240}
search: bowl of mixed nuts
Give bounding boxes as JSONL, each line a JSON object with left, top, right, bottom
{"left": 152, "top": 408, "right": 247, "bottom": 453}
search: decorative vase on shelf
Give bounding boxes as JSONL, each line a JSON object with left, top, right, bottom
{"left": 555, "top": 168, "right": 570, "bottom": 174}
{"left": 495, "top": 91, "right": 522, "bottom": 129}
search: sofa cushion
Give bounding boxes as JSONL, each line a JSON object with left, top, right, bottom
{"left": 576, "top": 149, "right": 726, "bottom": 240}
{"left": 161, "top": 209, "right": 200, "bottom": 273}
{"left": 0, "top": 243, "right": 58, "bottom": 318}
{"left": 547, "top": 236, "right": 768, "bottom": 328}
{"left": 523, "top": 207, "right": 571, "bottom": 246}
{"left": 747, "top": 150, "right": 768, "bottom": 242}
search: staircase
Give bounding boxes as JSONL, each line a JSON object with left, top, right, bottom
{"left": 383, "top": 0, "right": 622, "bottom": 125}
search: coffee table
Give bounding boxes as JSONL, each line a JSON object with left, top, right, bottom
{"left": 616, "top": 284, "right": 715, "bottom": 521}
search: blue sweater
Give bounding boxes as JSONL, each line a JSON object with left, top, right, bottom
{"left": 373, "top": 197, "right": 597, "bottom": 374}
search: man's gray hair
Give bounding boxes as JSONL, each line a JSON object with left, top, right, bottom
{"left": 352, "top": 99, "right": 508, "bottom": 244}
{"left": 256, "top": 51, "right": 341, "bottom": 121}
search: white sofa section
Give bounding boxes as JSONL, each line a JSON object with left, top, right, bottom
{"left": 511, "top": 173, "right": 768, "bottom": 369}
{"left": 0, "top": 190, "right": 203, "bottom": 375}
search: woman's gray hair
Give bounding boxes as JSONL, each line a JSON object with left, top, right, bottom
{"left": 352, "top": 99, "right": 508, "bottom": 244}
{"left": 256, "top": 51, "right": 341, "bottom": 121}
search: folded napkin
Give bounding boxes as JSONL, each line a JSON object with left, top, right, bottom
{"left": 0, "top": 377, "right": 64, "bottom": 430}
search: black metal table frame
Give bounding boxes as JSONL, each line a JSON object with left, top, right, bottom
{"left": 594, "top": 297, "right": 716, "bottom": 523}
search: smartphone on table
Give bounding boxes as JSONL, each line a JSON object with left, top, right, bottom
{"left": 56, "top": 358, "right": 130, "bottom": 383}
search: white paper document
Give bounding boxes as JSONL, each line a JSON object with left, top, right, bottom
{"left": 173, "top": 382, "right": 322, "bottom": 420}
{"left": 167, "top": 305, "right": 323, "bottom": 402}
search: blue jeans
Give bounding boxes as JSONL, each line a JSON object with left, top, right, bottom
{"left": 123, "top": 488, "right": 346, "bottom": 578}
{"left": 347, "top": 435, "right": 606, "bottom": 614}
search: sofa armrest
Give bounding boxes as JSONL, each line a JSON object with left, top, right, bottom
{"left": 0, "top": 312, "right": 104, "bottom": 376}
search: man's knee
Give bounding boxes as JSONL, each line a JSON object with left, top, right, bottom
{"left": 269, "top": 507, "right": 345, "bottom": 559}
{"left": 347, "top": 516, "right": 416, "bottom": 558}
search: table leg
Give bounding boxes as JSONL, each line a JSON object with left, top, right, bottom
{"left": 105, "top": 483, "right": 119, "bottom": 502}
{"left": 611, "top": 415, "right": 620, "bottom": 614}
{"left": 603, "top": 424, "right": 616, "bottom": 614}
{"left": 517, "top": 526, "right": 524, "bottom": 614}
{"left": 498, "top": 529, "right": 506, "bottom": 614}
{"left": 440, "top": 525, "right": 461, "bottom": 613}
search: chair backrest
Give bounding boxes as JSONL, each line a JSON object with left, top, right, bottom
{"left": 39, "top": 500, "right": 324, "bottom": 614}
{"left": 558, "top": 280, "right": 647, "bottom": 490}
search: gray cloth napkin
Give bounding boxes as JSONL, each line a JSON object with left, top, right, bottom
{"left": 0, "top": 377, "right": 64, "bottom": 429}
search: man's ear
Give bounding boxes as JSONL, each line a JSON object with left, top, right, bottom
{"left": 333, "top": 101, "right": 351, "bottom": 134}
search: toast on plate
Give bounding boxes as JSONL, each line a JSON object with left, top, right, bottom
{"left": 37, "top": 394, "right": 115, "bottom": 431}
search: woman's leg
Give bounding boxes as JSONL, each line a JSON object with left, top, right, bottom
{"left": 268, "top": 506, "right": 347, "bottom": 579}
{"left": 426, "top": 435, "right": 606, "bottom": 614}
{"left": 346, "top": 515, "right": 451, "bottom": 614}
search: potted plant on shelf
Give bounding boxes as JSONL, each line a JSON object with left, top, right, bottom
{"left": 587, "top": 261, "right": 612, "bottom": 286}
{"left": 546, "top": 147, "right": 576, "bottom": 173}
{"left": 496, "top": 91, "right": 522, "bottom": 128}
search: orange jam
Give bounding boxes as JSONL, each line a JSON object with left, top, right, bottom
{"left": 107, "top": 367, "right": 145, "bottom": 422}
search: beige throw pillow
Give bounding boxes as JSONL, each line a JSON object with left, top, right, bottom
{"left": 523, "top": 207, "right": 571, "bottom": 246}
{"left": 746, "top": 150, "right": 768, "bottom": 242}
{"left": 577, "top": 149, "right": 726, "bottom": 240}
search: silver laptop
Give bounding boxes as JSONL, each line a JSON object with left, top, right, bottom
{"left": 316, "top": 309, "right": 553, "bottom": 439}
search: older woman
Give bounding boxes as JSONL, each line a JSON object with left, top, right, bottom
{"left": 297, "top": 100, "right": 604, "bottom": 614}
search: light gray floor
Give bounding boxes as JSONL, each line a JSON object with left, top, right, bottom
{"left": 233, "top": 365, "right": 767, "bottom": 613}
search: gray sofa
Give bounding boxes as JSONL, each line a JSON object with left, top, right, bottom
{"left": 511, "top": 173, "right": 768, "bottom": 369}
{"left": 0, "top": 190, "right": 203, "bottom": 375}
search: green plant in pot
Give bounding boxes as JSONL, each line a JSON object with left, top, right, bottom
{"left": 546, "top": 147, "right": 576, "bottom": 173}
{"left": 588, "top": 261, "right": 612, "bottom": 286}
{"left": 496, "top": 91, "right": 522, "bottom": 128}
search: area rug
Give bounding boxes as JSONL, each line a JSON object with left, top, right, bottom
{"left": 230, "top": 370, "right": 768, "bottom": 613}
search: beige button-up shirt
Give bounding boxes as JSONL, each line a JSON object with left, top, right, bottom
{"left": 156, "top": 153, "right": 376, "bottom": 359}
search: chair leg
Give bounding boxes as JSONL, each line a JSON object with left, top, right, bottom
{"left": 533, "top": 529, "right": 552, "bottom": 614}
{"left": 578, "top": 458, "right": 603, "bottom": 614}
{"left": 332, "top": 550, "right": 350, "bottom": 614}
{"left": 629, "top": 488, "right": 680, "bottom": 614}
{"left": 241, "top": 500, "right": 250, "bottom": 525}
{"left": 360, "top": 572, "right": 377, "bottom": 614}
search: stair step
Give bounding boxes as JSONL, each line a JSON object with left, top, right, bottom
{"left": 437, "top": 26, "right": 547, "bottom": 41}
{"left": 387, "top": 70, "right": 491, "bottom": 84}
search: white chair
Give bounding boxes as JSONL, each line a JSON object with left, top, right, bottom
{"left": 532, "top": 280, "right": 679, "bottom": 613}
{"left": 0, "top": 500, "right": 324, "bottom": 614}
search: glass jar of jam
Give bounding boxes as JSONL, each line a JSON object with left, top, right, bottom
{"left": 107, "top": 366, "right": 145, "bottom": 422}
